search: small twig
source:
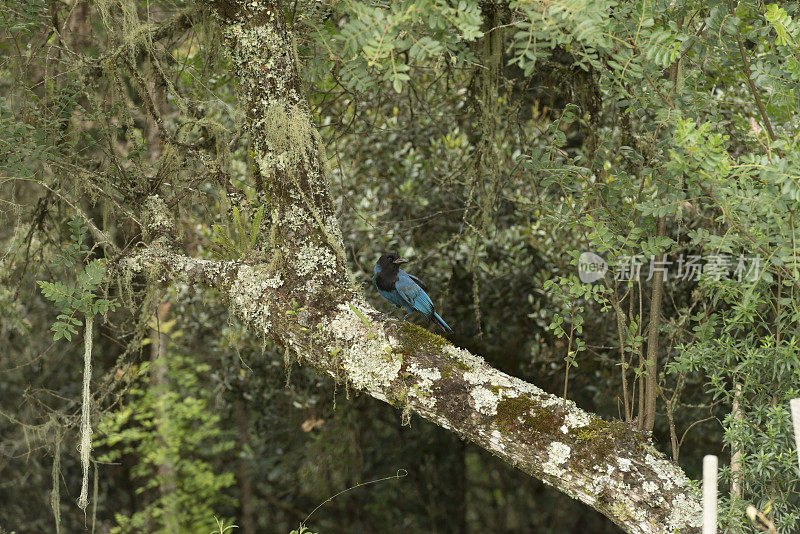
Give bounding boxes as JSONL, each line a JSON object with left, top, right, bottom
{"left": 656, "top": 383, "right": 679, "bottom": 461}
{"left": 35, "top": 180, "right": 119, "bottom": 255}
{"left": 302, "top": 469, "right": 408, "bottom": 526}
{"left": 731, "top": 384, "right": 744, "bottom": 499}
{"left": 728, "top": 0, "right": 776, "bottom": 141}
{"left": 562, "top": 305, "right": 576, "bottom": 408}
{"left": 747, "top": 505, "right": 778, "bottom": 533}
{"left": 678, "top": 415, "right": 716, "bottom": 450}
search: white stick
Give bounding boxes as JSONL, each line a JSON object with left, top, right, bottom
{"left": 791, "top": 398, "right": 800, "bottom": 474}
{"left": 703, "top": 455, "right": 718, "bottom": 534}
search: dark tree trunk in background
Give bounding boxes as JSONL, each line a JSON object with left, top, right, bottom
{"left": 150, "top": 301, "right": 177, "bottom": 531}
{"left": 236, "top": 399, "right": 256, "bottom": 534}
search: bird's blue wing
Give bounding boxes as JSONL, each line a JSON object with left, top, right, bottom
{"left": 406, "top": 273, "right": 428, "bottom": 291}
{"left": 396, "top": 271, "right": 434, "bottom": 316}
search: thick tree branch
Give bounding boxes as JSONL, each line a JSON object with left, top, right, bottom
{"left": 123, "top": 234, "right": 702, "bottom": 534}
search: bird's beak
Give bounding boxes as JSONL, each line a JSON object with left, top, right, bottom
{"left": 393, "top": 257, "right": 410, "bottom": 264}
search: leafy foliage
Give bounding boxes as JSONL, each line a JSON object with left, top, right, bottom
{"left": 37, "top": 217, "right": 117, "bottom": 341}
{"left": 95, "top": 351, "right": 236, "bottom": 533}
{"left": 210, "top": 205, "right": 265, "bottom": 260}
{"left": 304, "top": 0, "right": 483, "bottom": 93}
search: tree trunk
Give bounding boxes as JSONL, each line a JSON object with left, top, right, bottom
{"left": 730, "top": 383, "right": 743, "bottom": 499}
{"left": 642, "top": 215, "right": 667, "bottom": 432}
{"left": 150, "top": 300, "right": 178, "bottom": 532}
{"left": 235, "top": 399, "right": 256, "bottom": 534}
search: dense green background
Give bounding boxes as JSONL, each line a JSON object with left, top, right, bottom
{"left": 1, "top": 0, "right": 799, "bottom": 532}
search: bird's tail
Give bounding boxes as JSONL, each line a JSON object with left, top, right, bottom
{"left": 432, "top": 312, "right": 453, "bottom": 334}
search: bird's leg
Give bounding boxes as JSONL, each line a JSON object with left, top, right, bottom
{"left": 383, "top": 319, "right": 401, "bottom": 337}
{"left": 383, "top": 314, "right": 403, "bottom": 325}
{"left": 379, "top": 315, "right": 404, "bottom": 339}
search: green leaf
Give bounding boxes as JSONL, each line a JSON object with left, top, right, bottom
{"left": 348, "top": 302, "right": 371, "bottom": 327}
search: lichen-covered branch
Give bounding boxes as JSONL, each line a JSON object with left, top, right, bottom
{"left": 120, "top": 1, "right": 707, "bottom": 532}
{"left": 123, "top": 236, "right": 701, "bottom": 534}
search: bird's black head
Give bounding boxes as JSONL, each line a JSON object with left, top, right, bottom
{"left": 376, "top": 252, "right": 409, "bottom": 273}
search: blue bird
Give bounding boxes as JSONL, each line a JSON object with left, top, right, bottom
{"left": 372, "top": 253, "right": 452, "bottom": 333}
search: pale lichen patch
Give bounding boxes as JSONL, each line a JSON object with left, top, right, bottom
{"left": 295, "top": 243, "right": 337, "bottom": 278}
{"left": 255, "top": 103, "right": 319, "bottom": 171}
{"left": 666, "top": 492, "right": 703, "bottom": 530}
{"left": 559, "top": 408, "right": 592, "bottom": 434}
{"left": 486, "top": 374, "right": 515, "bottom": 389}
{"left": 543, "top": 442, "right": 571, "bottom": 478}
{"left": 645, "top": 453, "right": 680, "bottom": 491}
{"left": 327, "top": 301, "right": 401, "bottom": 391}
{"left": 471, "top": 386, "right": 501, "bottom": 415}
{"left": 327, "top": 303, "right": 368, "bottom": 343}
{"left": 143, "top": 195, "right": 175, "bottom": 238}
{"left": 326, "top": 299, "right": 374, "bottom": 335}
{"left": 227, "top": 264, "right": 277, "bottom": 331}
{"left": 340, "top": 338, "right": 400, "bottom": 391}
{"left": 563, "top": 409, "right": 593, "bottom": 431}
{"left": 407, "top": 363, "right": 441, "bottom": 384}
{"left": 642, "top": 480, "right": 659, "bottom": 494}
{"left": 617, "top": 457, "right": 632, "bottom": 472}
{"left": 323, "top": 214, "right": 344, "bottom": 242}
{"left": 487, "top": 430, "right": 506, "bottom": 453}
{"left": 462, "top": 366, "right": 517, "bottom": 390}
{"left": 462, "top": 369, "right": 488, "bottom": 384}
{"left": 495, "top": 373, "right": 553, "bottom": 404}
{"left": 537, "top": 395, "right": 561, "bottom": 408}
{"left": 263, "top": 274, "right": 283, "bottom": 289}
{"left": 281, "top": 205, "right": 312, "bottom": 233}
{"left": 444, "top": 345, "right": 484, "bottom": 369}
{"left": 406, "top": 363, "right": 441, "bottom": 409}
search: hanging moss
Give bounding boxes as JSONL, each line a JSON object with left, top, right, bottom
{"left": 257, "top": 103, "right": 321, "bottom": 173}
